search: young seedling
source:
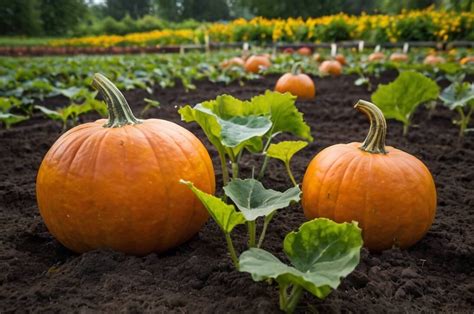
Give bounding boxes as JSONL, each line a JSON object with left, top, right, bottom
{"left": 0, "top": 113, "right": 28, "bottom": 128}
{"left": 266, "top": 141, "right": 308, "bottom": 187}
{"left": 239, "top": 218, "right": 363, "bottom": 313}
{"left": 223, "top": 178, "right": 301, "bottom": 248}
{"left": 141, "top": 98, "right": 161, "bottom": 116}
{"left": 180, "top": 178, "right": 300, "bottom": 268}
{"left": 439, "top": 82, "right": 474, "bottom": 137}
{"left": 35, "top": 103, "right": 93, "bottom": 130}
{"left": 371, "top": 71, "right": 439, "bottom": 136}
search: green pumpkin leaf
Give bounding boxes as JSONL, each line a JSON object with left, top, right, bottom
{"left": 179, "top": 104, "right": 226, "bottom": 155}
{"left": 439, "top": 82, "right": 474, "bottom": 110}
{"left": 219, "top": 115, "right": 272, "bottom": 148}
{"left": 223, "top": 178, "right": 301, "bottom": 221}
{"left": 180, "top": 103, "right": 272, "bottom": 158}
{"left": 180, "top": 180, "right": 245, "bottom": 234}
{"left": 239, "top": 218, "right": 363, "bottom": 299}
{"left": 371, "top": 71, "right": 439, "bottom": 125}
{"left": 249, "top": 91, "right": 313, "bottom": 141}
{"left": 266, "top": 141, "right": 308, "bottom": 165}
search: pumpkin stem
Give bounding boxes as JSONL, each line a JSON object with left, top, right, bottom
{"left": 291, "top": 62, "right": 303, "bottom": 75}
{"left": 91, "top": 73, "right": 141, "bottom": 128}
{"left": 354, "top": 99, "right": 387, "bottom": 154}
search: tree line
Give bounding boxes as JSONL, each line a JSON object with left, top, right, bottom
{"left": 0, "top": 0, "right": 472, "bottom": 36}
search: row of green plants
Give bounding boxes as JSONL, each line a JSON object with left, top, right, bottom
{"left": 0, "top": 49, "right": 473, "bottom": 135}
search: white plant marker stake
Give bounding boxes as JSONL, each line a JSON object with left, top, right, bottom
{"left": 179, "top": 45, "right": 185, "bottom": 55}
{"left": 375, "top": 44, "right": 381, "bottom": 53}
{"left": 331, "top": 43, "right": 337, "bottom": 57}
{"left": 358, "top": 41, "right": 364, "bottom": 53}
{"left": 403, "top": 42, "right": 409, "bottom": 54}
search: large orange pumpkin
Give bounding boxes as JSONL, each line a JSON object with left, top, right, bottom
{"left": 36, "top": 73, "right": 215, "bottom": 255}
{"left": 244, "top": 55, "right": 271, "bottom": 73}
{"left": 302, "top": 100, "right": 436, "bottom": 251}
{"left": 274, "top": 63, "right": 315, "bottom": 100}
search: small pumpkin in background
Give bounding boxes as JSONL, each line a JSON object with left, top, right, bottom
{"left": 460, "top": 56, "right": 474, "bottom": 65}
{"left": 245, "top": 55, "right": 272, "bottom": 73}
{"left": 302, "top": 100, "right": 436, "bottom": 251}
{"left": 312, "top": 53, "right": 322, "bottom": 62}
{"left": 319, "top": 60, "right": 342, "bottom": 76}
{"left": 368, "top": 52, "right": 385, "bottom": 62}
{"left": 390, "top": 52, "right": 409, "bottom": 62}
{"left": 220, "top": 57, "right": 245, "bottom": 69}
{"left": 334, "top": 54, "right": 346, "bottom": 65}
{"left": 297, "top": 47, "right": 312, "bottom": 56}
{"left": 275, "top": 62, "right": 315, "bottom": 100}
{"left": 36, "top": 73, "right": 215, "bottom": 255}
{"left": 424, "top": 55, "right": 445, "bottom": 65}
{"left": 283, "top": 47, "right": 295, "bottom": 54}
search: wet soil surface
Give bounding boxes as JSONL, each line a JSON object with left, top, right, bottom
{"left": 1, "top": 73, "right": 473, "bottom": 313}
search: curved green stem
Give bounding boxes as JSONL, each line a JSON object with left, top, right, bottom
{"left": 247, "top": 220, "right": 257, "bottom": 248}
{"left": 291, "top": 62, "right": 303, "bottom": 75}
{"left": 232, "top": 161, "right": 239, "bottom": 179}
{"left": 284, "top": 285, "right": 304, "bottom": 313}
{"left": 224, "top": 233, "right": 239, "bottom": 269}
{"left": 285, "top": 162, "right": 298, "bottom": 187}
{"left": 218, "top": 152, "right": 230, "bottom": 186}
{"left": 91, "top": 73, "right": 141, "bottom": 128}
{"left": 257, "top": 212, "right": 275, "bottom": 248}
{"left": 354, "top": 99, "right": 387, "bottom": 154}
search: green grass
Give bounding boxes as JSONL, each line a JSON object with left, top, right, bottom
{"left": 0, "top": 37, "right": 62, "bottom": 47}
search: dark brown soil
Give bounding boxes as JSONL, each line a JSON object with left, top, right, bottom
{"left": 1, "top": 73, "right": 473, "bottom": 313}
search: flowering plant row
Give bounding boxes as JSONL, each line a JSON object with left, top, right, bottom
{"left": 50, "top": 9, "right": 473, "bottom": 48}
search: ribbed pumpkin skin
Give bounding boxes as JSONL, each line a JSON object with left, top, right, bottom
{"left": 275, "top": 73, "right": 315, "bottom": 100}
{"left": 36, "top": 118, "right": 215, "bottom": 255}
{"left": 302, "top": 142, "right": 436, "bottom": 251}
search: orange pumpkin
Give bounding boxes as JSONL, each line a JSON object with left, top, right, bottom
{"left": 424, "top": 55, "right": 445, "bottom": 65}
{"left": 390, "top": 52, "right": 409, "bottom": 62}
{"left": 302, "top": 100, "right": 436, "bottom": 251}
{"left": 334, "top": 54, "right": 346, "bottom": 65}
{"left": 368, "top": 52, "right": 385, "bottom": 62}
{"left": 244, "top": 55, "right": 271, "bottom": 73}
{"left": 319, "top": 60, "right": 342, "bottom": 76}
{"left": 220, "top": 57, "right": 245, "bottom": 69}
{"left": 297, "top": 47, "right": 312, "bottom": 56}
{"left": 275, "top": 63, "right": 315, "bottom": 100}
{"left": 312, "top": 53, "right": 322, "bottom": 62}
{"left": 36, "top": 73, "right": 215, "bottom": 255}
{"left": 460, "top": 56, "right": 474, "bottom": 65}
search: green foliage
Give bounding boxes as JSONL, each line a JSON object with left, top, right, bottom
{"left": 39, "top": 0, "right": 88, "bottom": 36}
{"left": 0, "top": 0, "right": 42, "bottom": 36}
{"left": 180, "top": 180, "right": 246, "bottom": 234}
{"left": 439, "top": 82, "right": 474, "bottom": 136}
{"left": 223, "top": 178, "right": 301, "bottom": 221}
{"left": 239, "top": 218, "right": 363, "bottom": 313}
{"left": 0, "top": 113, "right": 28, "bottom": 128}
{"left": 371, "top": 71, "right": 440, "bottom": 135}
{"left": 181, "top": 177, "right": 301, "bottom": 268}
{"left": 180, "top": 91, "right": 312, "bottom": 185}
{"left": 266, "top": 141, "right": 308, "bottom": 186}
